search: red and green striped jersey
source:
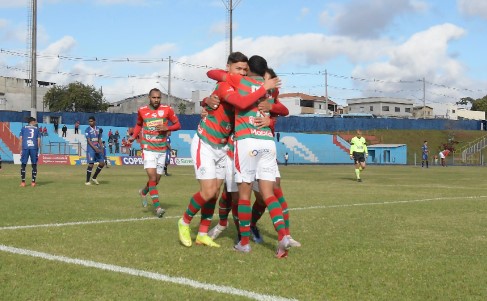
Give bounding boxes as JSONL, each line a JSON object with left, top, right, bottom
{"left": 226, "top": 74, "right": 275, "bottom": 141}
{"left": 136, "top": 104, "right": 179, "bottom": 153}
{"left": 197, "top": 82, "right": 235, "bottom": 147}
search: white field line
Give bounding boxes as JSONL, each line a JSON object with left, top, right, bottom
{"left": 0, "top": 244, "right": 296, "bottom": 301}
{"left": 1, "top": 195, "right": 487, "bottom": 231}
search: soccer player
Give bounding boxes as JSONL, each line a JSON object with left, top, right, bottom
{"left": 439, "top": 149, "right": 450, "bottom": 167}
{"left": 421, "top": 140, "right": 429, "bottom": 168}
{"left": 163, "top": 131, "right": 172, "bottom": 176}
{"left": 349, "top": 130, "right": 368, "bottom": 182}
{"left": 216, "top": 55, "right": 291, "bottom": 257}
{"left": 177, "top": 52, "right": 280, "bottom": 248}
{"left": 19, "top": 117, "right": 40, "bottom": 187}
{"left": 130, "top": 88, "right": 180, "bottom": 218}
{"left": 85, "top": 116, "right": 105, "bottom": 185}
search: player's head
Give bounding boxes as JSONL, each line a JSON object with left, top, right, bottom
{"left": 148, "top": 88, "right": 162, "bottom": 109}
{"left": 424, "top": 140, "right": 427, "bottom": 144}
{"left": 27, "top": 117, "right": 36, "bottom": 125}
{"left": 266, "top": 68, "right": 277, "bottom": 79}
{"left": 356, "top": 130, "right": 362, "bottom": 137}
{"left": 248, "top": 55, "right": 268, "bottom": 77}
{"left": 88, "top": 116, "right": 96, "bottom": 126}
{"left": 226, "top": 51, "right": 248, "bottom": 76}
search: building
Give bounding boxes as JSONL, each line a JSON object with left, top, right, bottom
{"left": 347, "top": 97, "right": 414, "bottom": 118}
{"left": 412, "top": 105, "right": 434, "bottom": 119}
{"left": 279, "top": 93, "right": 337, "bottom": 116}
{"left": 108, "top": 92, "right": 196, "bottom": 114}
{"left": 0, "top": 76, "right": 54, "bottom": 112}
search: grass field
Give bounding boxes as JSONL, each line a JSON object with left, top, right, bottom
{"left": 1, "top": 163, "right": 487, "bottom": 300}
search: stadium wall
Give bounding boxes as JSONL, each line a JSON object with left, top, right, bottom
{"left": 0, "top": 111, "right": 482, "bottom": 131}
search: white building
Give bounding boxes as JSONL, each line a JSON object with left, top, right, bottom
{"left": 0, "top": 76, "right": 54, "bottom": 112}
{"left": 279, "top": 93, "right": 337, "bottom": 116}
{"left": 347, "top": 97, "right": 414, "bottom": 118}
{"left": 427, "top": 103, "right": 485, "bottom": 120}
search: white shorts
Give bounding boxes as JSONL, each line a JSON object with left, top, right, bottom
{"left": 225, "top": 155, "right": 238, "bottom": 193}
{"left": 234, "top": 138, "right": 277, "bottom": 183}
{"left": 142, "top": 150, "right": 166, "bottom": 174}
{"left": 191, "top": 135, "right": 227, "bottom": 180}
{"left": 439, "top": 152, "right": 445, "bottom": 159}
{"left": 252, "top": 162, "right": 281, "bottom": 193}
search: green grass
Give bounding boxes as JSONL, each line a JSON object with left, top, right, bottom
{"left": 1, "top": 164, "right": 487, "bottom": 300}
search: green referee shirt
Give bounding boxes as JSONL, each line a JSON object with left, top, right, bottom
{"left": 350, "top": 136, "right": 368, "bottom": 155}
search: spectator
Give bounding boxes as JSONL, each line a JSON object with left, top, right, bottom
{"left": 38, "top": 126, "right": 44, "bottom": 136}
{"left": 74, "top": 120, "right": 80, "bottom": 134}
{"left": 284, "top": 152, "right": 289, "bottom": 166}
{"left": 62, "top": 124, "right": 68, "bottom": 137}
{"left": 42, "top": 126, "right": 48, "bottom": 136}
{"left": 53, "top": 119, "right": 59, "bottom": 133}
{"left": 108, "top": 129, "right": 113, "bottom": 138}
{"left": 114, "top": 130, "right": 120, "bottom": 153}
{"left": 108, "top": 135, "right": 114, "bottom": 154}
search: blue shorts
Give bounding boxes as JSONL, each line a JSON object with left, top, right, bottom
{"left": 21, "top": 149, "right": 39, "bottom": 164}
{"left": 422, "top": 154, "right": 428, "bottom": 160}
{"left": 87, "top": 151, "right": 105, "bottom": 164}
{"left": 165, "top": 151, "right": 171, "bottom": 165}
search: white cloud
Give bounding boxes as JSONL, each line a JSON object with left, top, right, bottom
{"left": 322, "top": 0, "right": 428, "bottom": 38}
{"left": 350, "top": 23, "right": 474, "bottom": 103}
{"left": 458, "top": 0, "right": 487, "bottom": 19}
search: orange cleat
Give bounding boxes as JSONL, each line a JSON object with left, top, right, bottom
{"left": 31, "top": 182, "right": 36, "bottom": 187}
{"left": 20, "top": 182, "right": 26, "bottom": 187}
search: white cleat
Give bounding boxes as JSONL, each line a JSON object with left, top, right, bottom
{"left": 208, "top": 224, "right": 227, "bottom": 240}
{"left": 91, "top": 178, "right": 99, "bottom": 185}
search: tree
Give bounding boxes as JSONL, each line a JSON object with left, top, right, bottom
{"left": 43, "top": 82, "right": 109, "bottom": 112}
{"left": 457, "top": 95, "right": 487, "bottom": 112}
{"left": 178, "top": 102, "right": 187, "bottom": 115}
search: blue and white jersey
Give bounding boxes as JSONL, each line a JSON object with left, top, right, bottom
{"left": 85, "top": 126, "right": 101, "bottom": 152}
{"left": 19, "top": 125, "right": 40, "bottom": 150}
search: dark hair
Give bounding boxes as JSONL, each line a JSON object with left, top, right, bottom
{"left": 266, "top": 68, "right": 277, "bottom": 79}
{"left": 248, "top": 55, "right": 268, "bottom": 77}
{"left": 149, "top": 88, "right": 161, "bottom": 96}
{"left": 227, "top": 52, "right": 248, "bottom": 64}
{"left": 88, "top": 116, "right": 96, "bottom": 121}
{"left": 27, "top": 117, "right": 36, "bottom": 123}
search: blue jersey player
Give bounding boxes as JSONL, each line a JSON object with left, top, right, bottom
{"left": 19, "top": 117, "right": 40, "bottom": 187}
{"left": 85, "top": 116, "right": 105, "bottom": 185}
{"left": 421, "top": 140, "right": 429, "bottom": 168}
{"left": 164, "top": 131, "right": 172, "bottom": 176}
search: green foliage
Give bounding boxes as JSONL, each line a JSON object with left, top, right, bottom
{"left": 178, "top": 102, "right": 187, "bottom": 114}
{"left": 43, "top": 82, "right": 109, "bottom": 112}
{"left": 459, "top": 95, "right": 487, "bottom": 112}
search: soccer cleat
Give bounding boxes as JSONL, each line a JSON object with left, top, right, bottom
{"left": 85, "top": 182, "right": 91, "bottom": 186}
{"left": 208, "top": 224, "right": 227, "bottom": 240}
{"left": 250, "top": 225, "right": 264, "bottom": 244}
{"left": 31, "top": 182, "right": 36, "bottom": 187}
{"left": 91, "top": 178, "right": 99, "bottom": 185}
{"left": 195, "top": 234, "right": 221, "bottom": 247}
{"left": 20, "top": 182, "right": 26, "bottom": 187}
{"left": 276, "top": 236, "right": 291, "bottom": 259}
{"left": 178, "top": 218, "right": 192, "bottom": 247}
{"left": 138, "top": 189, "right": 148, "bottom": 208}
{"left": 155, "top": 207, "right": 165, "bottom": 218}
{"left": 357, "top": 178, "right": 362, "bottom": 182}
{"left": 164, "top": 173, "right": 171, "bottom": 176}
{"left": 233, "top": 242, "right": 251, "bottom": 253}
{"left": 287, "top": 235, "right": 302, "bottom": 247}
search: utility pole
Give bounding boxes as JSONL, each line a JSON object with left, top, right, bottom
{"left": 325, "top": 69, "right": 328, "bottom": 116}
{"left": 422, "top": 77, "right": 426, "bottom": 119}
{"left": 222, "top": 0, "right": 242, "bottom": 56}
{"left": 30, "top": 0, "right": 37, "bottom": 118}
{"left": 168, "top": 56, "right": 172, "bottom": 107}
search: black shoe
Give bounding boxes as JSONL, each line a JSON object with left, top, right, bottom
{"left": 250, "top": 225, "right": 263, "bottom": 243}
{"left": 164, "top": 173, "right": 171, "bottom": 176}
{"left": 357, "top": 178, "right": 362, "bottom": 182}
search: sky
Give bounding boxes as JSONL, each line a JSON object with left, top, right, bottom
{"left": 1, "top": 0, "right": 487, "bottom": 107}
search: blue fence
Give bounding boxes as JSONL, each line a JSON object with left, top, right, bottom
{"left": 0, "top": 110, "right": 481, "bottom": 132}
